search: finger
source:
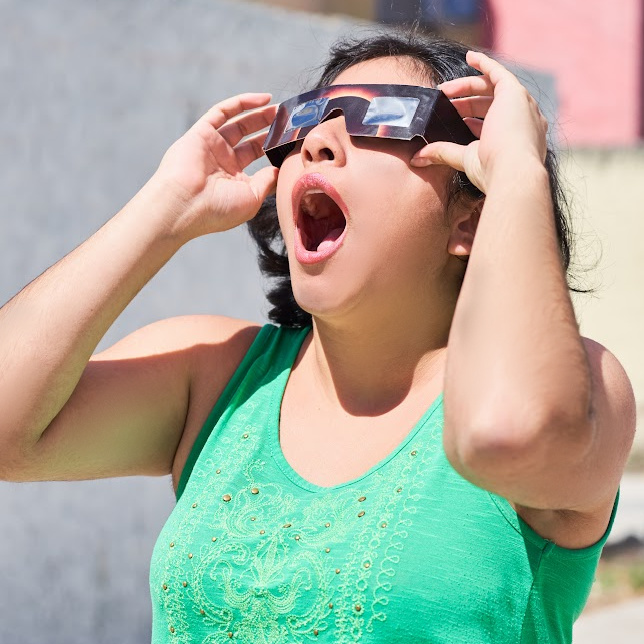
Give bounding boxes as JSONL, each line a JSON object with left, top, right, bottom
{"left": 234, "top": 131, "right": 272, "bottom": 169}
{"left": 410, "top": 141, "right": 467, "bottom": 172}
{"left": 465, "top": 51, "right": 516, "bottom": 87}
{"left": 189, "top": 118, "right": 239, "bottom": 171}
{"left": 451, "top": 96, "right": 493, "bottom": 119}
{"left": 200, "top": 93, "right": 272, "bottom": 130}
{"left": 463, "top": 117, "right": 483, "bottom": 139}
{"left": 438, "top": 75, "right": 494, "bottom": 98}
{"left": 218, "top": 104, "right": 278, "bottom": 148}
{"left": 249, "top": 165, "right": 280, "bottom": 206}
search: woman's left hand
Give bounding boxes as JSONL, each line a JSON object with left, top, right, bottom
{"left": 410, "top": 50, "right": 549, "bottom": 194}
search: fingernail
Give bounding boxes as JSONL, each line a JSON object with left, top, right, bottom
{"left": 410, "top": 156, "right": 433, "bottom": 166}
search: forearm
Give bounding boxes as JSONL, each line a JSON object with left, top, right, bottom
{"left": 444, "top": 159, "right": 593, "bottom": 472}
{"left": 0, "top": 177, "right": 186, "bottom": 455}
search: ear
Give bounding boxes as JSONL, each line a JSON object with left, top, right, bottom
{"left": 447, "top": 201, "right": 482, "bottom": 258}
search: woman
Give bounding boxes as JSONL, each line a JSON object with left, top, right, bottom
{"left": 0, "top": 30, "right": 635, "bottom": 643}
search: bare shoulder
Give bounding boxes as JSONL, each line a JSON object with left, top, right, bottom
{"left": 581, "top": 336, "right": 634, "bottom": 404}
{"left": 94, "top": 314, "right": 261, "bottom": 361}
{"left": 512, "top": 336, "right": 636, "bottom": 549}
{"left": 579, "top": 336, "right": 636, "bottom": 481}
{"left": 168, "top": 315, "right": 263, "bottom": 493}
{"left": 12, "top": 315, "right": 262, "bottom": 484}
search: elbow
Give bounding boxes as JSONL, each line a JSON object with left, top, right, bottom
{"left": 444, "top": 418, "right": 531, "bottom": 486}
{"left": 0, "top": 459, "right": 24, "bottom": 483}
{"left": 0, "top": 436, "right": 37, "bottom": 482}
{"left": 444, "top": 405, "right": 594, "bottom": 487}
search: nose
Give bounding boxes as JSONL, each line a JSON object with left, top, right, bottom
{"left": 300, "top": 114, "right": 347, "bottom": 167}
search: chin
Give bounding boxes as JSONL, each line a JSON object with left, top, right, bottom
{"left": 291, "top": 278, "right": 359, "bottom": 322}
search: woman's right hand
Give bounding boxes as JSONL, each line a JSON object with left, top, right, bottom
{"left": 152, "top": 93, "right": 279, "bottom": 242}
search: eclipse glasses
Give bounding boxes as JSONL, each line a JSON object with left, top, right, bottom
{"left": 262, "top": 83, "right": 476, "bottom": 168}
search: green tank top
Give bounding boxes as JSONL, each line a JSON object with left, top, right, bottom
{"left": 149, "top": 323, "right": 619, "bottom": 643}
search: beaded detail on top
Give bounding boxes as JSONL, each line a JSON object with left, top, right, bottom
{"left": 150, "top": 395, "right": 443, "bottom": 643}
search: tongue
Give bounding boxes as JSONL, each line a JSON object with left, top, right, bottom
{"left": 316, "top": 227, "right": 344, "bottom": 253}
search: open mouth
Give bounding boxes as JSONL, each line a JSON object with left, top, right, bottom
{"left": 297, "top": 189, "right": 347, "bottom": 253}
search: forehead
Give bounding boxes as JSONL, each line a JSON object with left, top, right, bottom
{"left": 332, "top": 56, "right": 433, "bottom": 88}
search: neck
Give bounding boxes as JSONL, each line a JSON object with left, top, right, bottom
{"left": 304, "top": 303, "right": 450, "bottom": 417}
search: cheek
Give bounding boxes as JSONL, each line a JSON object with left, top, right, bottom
{"left": 358, "top": 169, "right": 447, "bottom": 243}
{"left": 274, "top": 165, "right": 298, "bottom": 241}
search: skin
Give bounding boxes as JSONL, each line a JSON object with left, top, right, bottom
{"left": 0, "top": 52, "right": 635, "bottom": 553}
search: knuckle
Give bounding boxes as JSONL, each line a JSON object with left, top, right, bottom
{"left": 251, "top": 139, "right": 263, "bottom": 157}
{"left": 237, "top": 120, "right": 249, "bottom": 138}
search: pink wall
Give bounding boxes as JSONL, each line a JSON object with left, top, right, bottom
{"left": 486, "top": 0, "right": 643, "bottom": 146}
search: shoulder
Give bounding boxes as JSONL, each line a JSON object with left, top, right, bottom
{"left": 95, "top": 314, "right": 262, "bottom": 360}
{"left": 92, "top": 315, "right": 263, "bottom": 414}
{"left": 582, "top": 337, "right": 635, "bottom": 415}
{"left": 168, "top": 316, "right": 264, "bottom": 492}
{"left": 185, "top": 315, "right": 265, "bottom": 395}
{"left": 580, "top": 336, "right": 636, "bottom": 478}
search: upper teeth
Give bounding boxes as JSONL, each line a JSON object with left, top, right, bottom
{"left": 300, "top": 189, "right": 326, "bottom": 218}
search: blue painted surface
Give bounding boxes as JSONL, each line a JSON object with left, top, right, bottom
{"left": 423, "top": 0, "right": 482, "bottom": 23}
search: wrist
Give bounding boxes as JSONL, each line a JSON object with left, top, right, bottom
{"left": 134, "top": 174, "right": 200, "bottom": 249}
{"left": 487, "top": 154, "right": 548, "bottom": 190}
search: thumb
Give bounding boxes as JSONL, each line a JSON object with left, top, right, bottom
{"left": 249, "top": 165, "right": 280, "bottom": 206}
{"left": 410, "top": 141, "right": 467, "bottom": 173}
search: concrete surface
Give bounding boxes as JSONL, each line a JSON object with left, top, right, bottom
{"left": 572, "top": 474, "right": 644, "bottom": 642}
{"left": 574, "top": 597, "right": 644, "bottom": 643}
{"left": 606, "top": 473, "right": 644, "bottom": 545}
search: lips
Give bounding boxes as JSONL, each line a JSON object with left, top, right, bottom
{"left": 291, "top": 173, "right": 348, "bottom": 265}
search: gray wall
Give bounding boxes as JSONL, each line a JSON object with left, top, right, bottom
{"left": 0, "top": 2, "right": 360, "bottom": 642}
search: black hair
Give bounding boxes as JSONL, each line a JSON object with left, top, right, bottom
{"left": 247, "top": 28, "right": 582, "bottom": 328}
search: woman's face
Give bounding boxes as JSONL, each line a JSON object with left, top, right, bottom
{"left": 275, "top": 56, "right": 460, "bottom": 323}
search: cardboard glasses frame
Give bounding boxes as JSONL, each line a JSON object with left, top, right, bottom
{"left": 262, "top": 83, "right": 477, "bottom": 168}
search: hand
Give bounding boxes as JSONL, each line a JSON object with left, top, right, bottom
{"left": 152, "top": 93, "right": 279, "bottom": 241}
{"left": 410, "top": 51, "right": 549, "bottom": 194}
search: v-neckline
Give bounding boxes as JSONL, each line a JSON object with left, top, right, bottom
{"left": 269, "top": 327, "right": 444, "bottom": 493}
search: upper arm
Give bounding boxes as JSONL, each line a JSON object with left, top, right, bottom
{"left": 12, "top": 315, "right": 260, "bottom": 482}
{"left": 512, "top": 338, "right": 636, "bottom": 547}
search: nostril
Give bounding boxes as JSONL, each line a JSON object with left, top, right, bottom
{"left": 303, "top": 147, "right": 335, "bottom": 163}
